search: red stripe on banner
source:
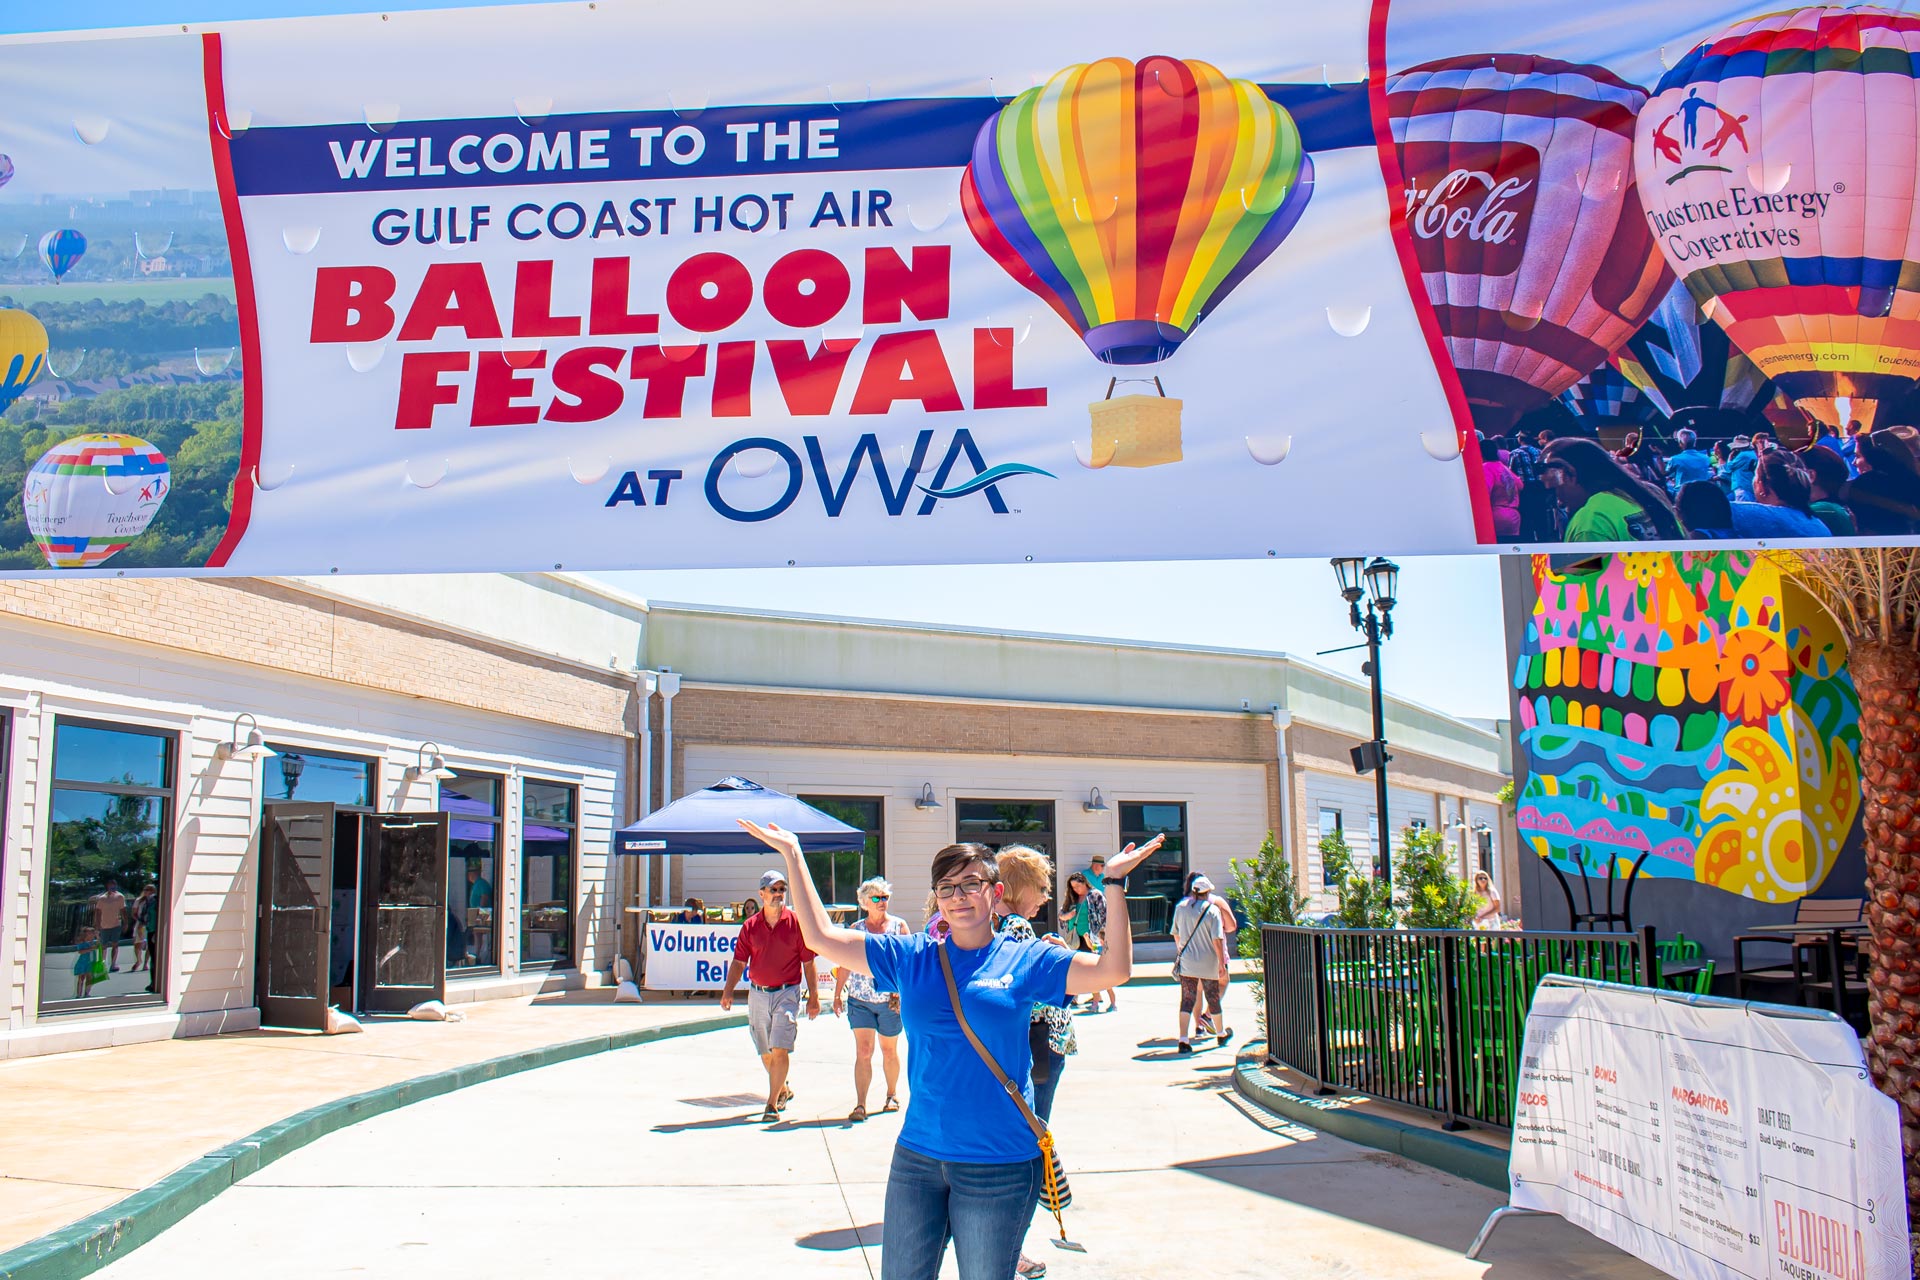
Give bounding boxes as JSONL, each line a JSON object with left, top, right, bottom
{"left": 202, "top": 32, "right": 264, "bottom": 570}
{"left": 1368, "top": 1, "right": 1495, "bottom": 544}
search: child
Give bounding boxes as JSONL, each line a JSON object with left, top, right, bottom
{"left": 72, "top": 925, "right": 102, "bottom": 998}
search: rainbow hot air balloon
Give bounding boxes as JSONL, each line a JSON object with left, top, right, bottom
{"left": 961, "top": 56, "right": 1313, "bottom": 367}
{"left": 1387, "top": 56, "right": 1673, "bottom": 431}
{"left": 0, "top": 308, "right": 48, "bottom": 413}
{"left": 24, "top": 433, "right": 171, "bottom": 569}
{"left": 1635, "top": 6, "right": 1920, "bottom": 437}
{"left": 37, "top": 228, "right": 85, "bottom": 282}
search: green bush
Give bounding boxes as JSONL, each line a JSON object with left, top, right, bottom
{"left": 1394, "top": 825, "right": 1478, "bottom": 929}
{"left": 1323, "top": 828, "right": 1394, "bottom": 929}
{"left": 1229, "top": 831, "right": 1309, "bottom": 1036}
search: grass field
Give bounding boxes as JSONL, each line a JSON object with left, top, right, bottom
{"left": 0, "top": 278, "right": 236, "bottom": 306}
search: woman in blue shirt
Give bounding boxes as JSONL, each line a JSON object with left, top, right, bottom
{"left": 741, "top": 817, "right": 1161, "bottom": 1280}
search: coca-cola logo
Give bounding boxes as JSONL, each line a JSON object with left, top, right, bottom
{"left": 1399, "top": 140, "right": 1539, "bottom": 277}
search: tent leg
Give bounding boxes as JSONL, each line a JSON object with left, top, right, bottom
{"left": 1467, "top": 1206, "right": 1543, "bottom": 1259}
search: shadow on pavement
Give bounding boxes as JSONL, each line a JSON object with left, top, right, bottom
{"left": 679, "top": 1093, "right": 768, "bottom": 1109}
{"left": 797, "top": 1223, "right": 882, "bottom": 1251}
{"left": 651, "top": 1113, "right": 767, "bottom": 1134}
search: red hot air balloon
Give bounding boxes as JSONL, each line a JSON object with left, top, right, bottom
{"left": 1386, "top": 55, "right": 1674, "bottom": 430}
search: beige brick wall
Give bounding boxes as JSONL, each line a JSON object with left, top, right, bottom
{"left": 0, "top": 578, "right": 636, "bottom": 736}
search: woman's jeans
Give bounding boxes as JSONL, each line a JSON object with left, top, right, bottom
{"left": 882, "top": 1144, "right": 1043, "bottom": 1280}
{"left": 1028, "top": 1020, "right": 1065, "bottom": 1123}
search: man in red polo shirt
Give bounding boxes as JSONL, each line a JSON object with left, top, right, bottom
{"left": 720, "top": 868, "right": 821, "bottom": 1122}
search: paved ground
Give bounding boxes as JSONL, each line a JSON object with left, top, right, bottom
{"left": 95, "top": 983, "right": 1658, "bottom": 1280}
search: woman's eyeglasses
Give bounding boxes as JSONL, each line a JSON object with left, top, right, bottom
{"left": 869, "top": 894, "right": 889, "bottom": 903}
{"left": 933, "top": 877, "right": 990, "bottom": 900}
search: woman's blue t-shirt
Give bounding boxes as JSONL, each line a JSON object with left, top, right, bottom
{"left": 865, "top": 930, "right": 1073, "bottom": 1164}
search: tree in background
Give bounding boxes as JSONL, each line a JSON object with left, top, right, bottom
{"left": 1773, "top": 546, "right": 1920, "bottom": 1224}
{"left": 1229, "top": 831, "right": 1309, "bottom": 1035}
{"left": 1323, "top": 828, "right": 1393, "bottom": 929}
{"left": 1394, "top": 825, "right": 1478, "bottom": 930}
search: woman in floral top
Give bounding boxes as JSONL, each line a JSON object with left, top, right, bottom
{"left": 831, "top": 876, "right": 911, "bottom": 1121}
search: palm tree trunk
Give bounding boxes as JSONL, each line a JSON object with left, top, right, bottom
{"left": 1850, "top": 640, "right": 1920, "bottom": 1220}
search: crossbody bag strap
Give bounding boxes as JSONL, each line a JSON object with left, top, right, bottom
{"left": 1174, "top": 899, "right": 1210, "bottom": 968}
{"left": 937, "top": 941, "right": 1047, "bottom": 1144}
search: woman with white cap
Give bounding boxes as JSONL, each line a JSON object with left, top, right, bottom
{"left": 1170, "top": 874, "right": 1232, "bottom": 1055}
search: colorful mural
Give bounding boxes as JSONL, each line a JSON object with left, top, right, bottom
{"left": 1514, "top": 551, "right": 1860, "bottom": 904}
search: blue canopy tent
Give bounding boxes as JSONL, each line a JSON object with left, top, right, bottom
{"left": 613, "top": 776, "right": 864, "bottom": 856}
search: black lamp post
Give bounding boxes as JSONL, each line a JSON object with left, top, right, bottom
{"left": 1331, "top": 556, "right": 1400, "bottom": 888}
{"left": 279, "top": 751, "right": 306, "bottom": 798}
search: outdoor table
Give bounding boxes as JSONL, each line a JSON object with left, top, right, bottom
{"left": 1733, "top": 920, "right": 1868, "bottom": 1013}
{"left": 1656, "top": 957, "right": 1708, "bottom": 993}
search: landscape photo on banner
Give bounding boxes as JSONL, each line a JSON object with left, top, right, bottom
{"left": 0, "top": 0, "right": 1915, "bottom": 576}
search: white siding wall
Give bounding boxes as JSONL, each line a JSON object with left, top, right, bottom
{"left": 1299, "top": 770, "right": 1456, "bottom": 908}
{"left": 678, "top": 745, "right": 1269, "bottom": 919}
{"left": 0, "top": 616, "right": 623, "bottom": 1055}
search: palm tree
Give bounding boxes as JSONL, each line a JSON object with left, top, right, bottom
{"left": 1774, "top": 546, "right": 1920, "bottom": 1225}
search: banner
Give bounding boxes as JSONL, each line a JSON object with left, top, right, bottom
{"left": 641, "top": 922, "right": 740, "bottom": 990}
{"left": 1510, "top": 978, "right": 1910, "bottom": 1280}
{"left": 4, "top": 1, "right": 1919, "bottom": 575}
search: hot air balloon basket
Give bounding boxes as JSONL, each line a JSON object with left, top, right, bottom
{"left": 1087, "top": 379, "right": 1182, "bottom": 469}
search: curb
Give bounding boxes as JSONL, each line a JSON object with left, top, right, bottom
{"left": 1229, "top": 1044, "right": 1508, "bottom": 1192}
{"left": 0, "top": 1013, "right": 745, "bottom": 1280}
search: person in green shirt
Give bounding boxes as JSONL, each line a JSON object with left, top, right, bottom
{"left": 1540, "top": 438, "right": 1684, "bottom": 543}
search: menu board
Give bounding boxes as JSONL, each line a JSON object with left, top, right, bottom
{"left": 1509, "top": 980, "right": 1909, "bottom": 1280}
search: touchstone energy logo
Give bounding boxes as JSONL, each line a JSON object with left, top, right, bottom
{"left": 1399, "top": 140, "right": 1539, "bottom": 277}
{"left": 1647, "top": 86, "right": 1750, "bottom": 182}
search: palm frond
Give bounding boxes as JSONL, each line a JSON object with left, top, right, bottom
{"left": 1765, "top": 546, "right": 1920, "bottom": 649}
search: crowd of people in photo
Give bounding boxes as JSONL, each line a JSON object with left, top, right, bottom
{"left": 719, "top": 822, "right": 1237, "bottom": 1280}
{"left": 1478, "top": 403, "right": 1920, "bottom": 544}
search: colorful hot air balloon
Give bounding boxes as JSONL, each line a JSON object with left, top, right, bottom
{"left": 1635, "top": 6, "right": 1920, "bottom": 436}
{"left": 961, "top": 56, "right": 1313, "bottom": 366}
{"left": 1386, "top": 55, "right": 1673, "bottom": 431}
{"left": 23, "top": 433, "right": 170, "bottom": 569}
{"left": 37, "top": 228, "right": 85, "bottom": 282}
{"left": 0, "top": 155, "right": 13, "bottom": 189}
{"left": 0, "top": 308, "right": 48, "bottom": 413}
{"left": 1561, "top": 361, "right": 1658, "bottom": 426}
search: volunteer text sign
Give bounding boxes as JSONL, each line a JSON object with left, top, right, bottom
{"left": 1509, "top": 980, "right": 1909, "bottom": 1280}
{"left": 642, "top": 922, "right": 740, "bottom": 990}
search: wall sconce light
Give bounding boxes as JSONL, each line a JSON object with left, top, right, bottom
{"left": 1084, "top": 787, "right": 1109, "bottom": 813}
{"left": 217, "top": 712, "right": 276, "bottom": 763}
{"left": 914, "top": 783, "right": 943, "bottom": 811}
{"left": 407, "top": 741, "right": 458, "bottom": 782}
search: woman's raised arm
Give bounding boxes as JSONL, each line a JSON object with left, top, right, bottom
{"left": 737, "top": 819, "right": 872, "bottom": 973}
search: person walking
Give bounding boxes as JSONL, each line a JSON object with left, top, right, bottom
{"left": 1171, "top": 876, "right": 1230, "bottom": 1054}
{"left": 1471, "top": 870, "right": 1504, "bottom": 927}
{"left": 832, "top": 876, "right": 910, "bottom": 1122}
{"left": 740, "top": 816, "right": 1162, "bottom": 1280}
{"left": 719, "top": 868, "right": 821, "bottom": 1123}
{"left": 1183, "top": 871, "right": 1237, "bottom": 1038}
{"left": 89, "top": 878, "right": 128, "bottom": 973}
{"left": 1076, "top": 857, "right": 1118, "bottom": 1012}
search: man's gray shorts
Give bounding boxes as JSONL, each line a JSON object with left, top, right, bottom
{"left": 747, "top": 983, "right": 801, "bottom": 1055}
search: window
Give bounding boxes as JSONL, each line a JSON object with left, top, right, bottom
{"left": 956, "top": 799, "right": 1056, "bottom": 926}
{"left": 1477, "top": 828, "right": 1494, "bottom": 875}
{"left": 1368, "top": 814, "right": 1381, "bottom": 876}
{"left": 797, "top": 796, "right": 884, "bottom": 905}
{"left": 521, "top": 780, "right": 577, "bottom": 968}
{"left": 1117, "top": 802, "right": 1187, "bottom": 941}
{"left": 40, "top": 720, "right": 175, "bottom": 1012}
{"left": 1318, "top": 807, "right": 1343, "bottom": 887}
{"left": 263, "top": 746, "right": 375, "bottom": 807}
{"left": 441, "top": 770, "right": 501, "bottom": 973}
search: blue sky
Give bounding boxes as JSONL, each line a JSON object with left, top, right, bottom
{"left": 3, "top": 0, "right": 1518, "bottom": 721}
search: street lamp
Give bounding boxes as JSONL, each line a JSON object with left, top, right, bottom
{"left": 279, "top": 751, "right": 306, "bottom": 798}
{"left": 1330, "top": 557, "right": 1399, "bottom": 888}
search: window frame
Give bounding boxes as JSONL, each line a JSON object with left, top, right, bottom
{"left": 518, "top": 776, "right": 579, "bottom": 971}
{"left": 261, "top": 743, "right": 379, "bottom": 809}
{"left": 1317, "top": 806, "right": 1344, "bottom": 887}
{"left": 440, "top": 767, "right": 505, "bottom": 978}
{"left": 1116, "top": 800, "right": 1189, "bottom": 942}
{"left": 38, "top": 715, "right": 179, "bottom": 1016}
{"left": 796, "top": 794, "right": 886, "bottom": 906}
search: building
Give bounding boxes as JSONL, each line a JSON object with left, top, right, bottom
{"left": 0, "top": 574, "right": 1510, "bottom": 1059}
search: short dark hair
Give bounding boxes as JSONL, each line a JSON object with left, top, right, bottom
{"left": 1755, "top": 451, "right": 1812, "bottom": 512}
{"left": 930, "top": 842, "right": 997, "bottom": 888}
{"left": 1676, "top": 480, "right": 1732, "bottom": 535}
{"left": 1802, "top": 444, "right": 1849, "bottom": 495}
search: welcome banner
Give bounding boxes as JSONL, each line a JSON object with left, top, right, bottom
{"left": 1, "top": 0, "right": 1915, "bottom": 575}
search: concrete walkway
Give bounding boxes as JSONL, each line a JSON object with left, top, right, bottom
{"left": 93, "top": 983, "right": 1659, "bottom": 1279}
{"left": 0, "top": 991, "right": 726, "bottom": 1255}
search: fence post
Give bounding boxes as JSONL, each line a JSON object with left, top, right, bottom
{"left": 1308, "top": 929, "right": 1331, "bottom": 1093}
{"left": 1638, "top": 924, "right": 1658, "bottom": 988}
{"left": 1437, "top": 933, "right": 1467, "bottom": 1130}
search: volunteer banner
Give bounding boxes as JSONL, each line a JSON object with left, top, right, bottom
{"left": 1510, "top": 978, "right": 1910, "bottom": 1280}
{"left": 641, "top": 922, "right": 740, "bottom": 990}
{"left": 3, "top": 0, "right": 1918, "bottom": 575}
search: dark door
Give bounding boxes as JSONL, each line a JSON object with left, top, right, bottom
{"left": 256, "top": 802, "right": 335, "bottom": 1030}
{"left": 359, "top": 812, "right": 449, "bottom": 1013}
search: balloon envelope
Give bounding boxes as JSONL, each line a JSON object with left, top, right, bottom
{"left": 0, "top": 308, "right": 48, "bottom": 413}
{"left": 0, "top": 155, "right": 13, "bottom": 189}
{"left": 37, "top": 228, "right": 86, "bottom": 281}
{"left": 23, "top": 433, "right": 171, "bottom": 569}
{"left": 1387, "top": 54, "right": 1672, "bottom": 430}
{"left": 962, "top": 56, "right": 1313, "bottom": 366}
{"left": 1635, "top": 5, "right": 1920, "bottom": 435}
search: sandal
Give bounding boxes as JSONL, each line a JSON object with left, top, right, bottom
{"left": 1017, "top": 1254, "right": 1047, "bottom": 1277}
{"left": 776, "top": 1085, "right": 794, "bottom": 1110}
{"left": 881, "top": 1095, "right": 901, "bottom": 1113}
{"left": 761, "top": 1106, "right": 781, "bottom": 1122}
{"left": 850, "top": 1104, "right": 868, "bottom": 1122}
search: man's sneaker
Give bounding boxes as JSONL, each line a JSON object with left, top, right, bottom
{"left": 1177, "top": 1041, "right": 1194, "bottom": 1055}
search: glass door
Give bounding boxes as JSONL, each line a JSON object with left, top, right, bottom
{"left": 359, "top": 812, "right": 449, "bottom": 1013}
{"left": 256, "top": 802, "right": 334, "bottom": 1030}
{"left": 955, "top": 800, "right": 1056, "bottom": 930}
